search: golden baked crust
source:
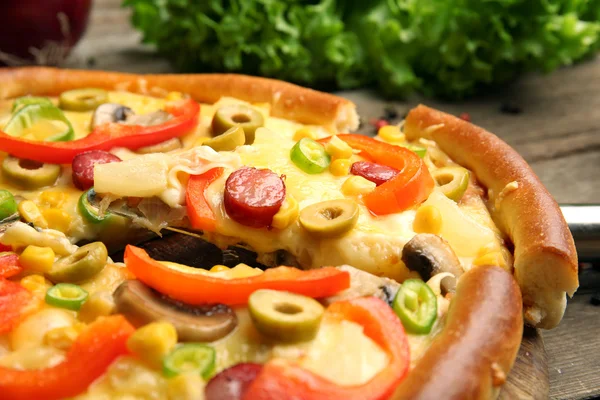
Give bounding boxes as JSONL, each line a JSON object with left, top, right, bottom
{"left": 0, "top": 67, "right": 359, "bottom": 132}
{"left": 392, "top": 265, "right": 523, "bottom": 399}
{"left": 404, "top": 105, "right": 578, "bottom": 329}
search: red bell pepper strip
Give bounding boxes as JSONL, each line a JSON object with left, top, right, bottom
{"left": 320, "top": 134, "right": 434, "bottom": 215}
{"left": 0, "top": 315, "right": 134, "bottom": 400}
{"left": 124, "top": 245, "right": 350, "bottom": 305}
{"left": 0, "top": 243, "right": 13, "bottom": 252}
{"left": 0, "top": 253, "right": 22, "bottom": 278}
{"left": 186, "top": 167, "right": 225, "bottom": 232}
{"left": 243, "top": 296, "right": 410, "bottom": 400}
{"left": 0, "top": 278, "right": 33, "bottom": 334}
{"left": 0, "top": 99, "right": 200, "bottom": 164}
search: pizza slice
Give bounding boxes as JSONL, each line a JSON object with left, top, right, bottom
{"left": 0, "top": 68, "right": 578, "bottom": 399}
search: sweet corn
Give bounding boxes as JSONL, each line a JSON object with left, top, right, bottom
{"left": 166, "top": 91, "right": 183, "bottom": 101}
{"left": 167, "top": 373, "right": 206, "bottom": 400}
{"left": 18, "top": 200, "right": 48, "bottom": 229}
{"left": 293, "top": 127, "right": 318, "bottom": 141}
{"left": 473, "top": 251, "right": 507, "bottom": 269}
{"left": 41, "top": 208, "right": 72, "bottom": 234}
{"left": 329, "top": 158, "right": 352, "bottom": 177}
{"left": 341, "top": 176, "right": 376, "bottom": 196}
{"left": 325, "top": 135, "right": 353, "bottom": 160}
{"left": 20, "top": 274, "right": 52, "bottom": 295}
{"left": 413, "top": 205, "right": 443, "bottom": 234}
{"left": 127, "top": 321, "right": 178, "bottom": 368}
{"left": 19, "top": 245, "right": 55, "bottom": 274}
{"left": 39, "top": 191, "right": 67, "bottom": 208}
{"left": 78, "top": 291, "right": 116, "bottom": 323}
{"left": 377, "top": 125, "right": 405, "bottom": 143}
{"left": 271, "top": 195, "right": 299, "bottom": 230}
{"left": 44, "top": 322, "right": 85, "bottom": 350}
{"left": 209, "top": 264, "right": 230, "bottom": 272}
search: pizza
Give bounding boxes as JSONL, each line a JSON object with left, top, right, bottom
{"left": 0, "top": 67, "right": 578, "bottom": 400}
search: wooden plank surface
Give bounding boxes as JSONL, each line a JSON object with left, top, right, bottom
{"left": 64, "top": 1, "right": 600, "bottom": 399}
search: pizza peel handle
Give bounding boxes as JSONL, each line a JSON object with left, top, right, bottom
{"left": 560, "top": 204, "right": 600, "bottom": 261}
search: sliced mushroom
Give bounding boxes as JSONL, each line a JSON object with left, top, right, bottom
{"left": 113, "top": 280, "right": 237, "bottom": 342}
{"left": 322, "top": 265, "right": 400, "bottom": 307}
{"left": 92, "top": 103, "right": 134, "bottom": 128}
{"left": 401, "top": 233, "right": 464, "bottom": 294}
{"left": 121, "top": 110, "right": 172, "bottom": 127}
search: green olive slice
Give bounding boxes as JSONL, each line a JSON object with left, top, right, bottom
{"left": 211, "top": 104, "right": 264, "bottom": 144}
{"left": 137, "top": 138, "right": 182, "bottom": 154}
{"left": 1, "top": 156, "right": 61, "bottom": 190}
{"left": 431, "top": 166, "right": 470, "bottom": 202}
{"left": 299, "top": 199, "right": 359, "bottom": 238}
{"left": 248, "top": 289, "right": 324, "bottom": 342}
{"left": 59, "top": 88, "right": 109, "bottom": 112}
{"left": 204, "top": 126, "right": 246, "bottom": 152}
{"left": 46, "top": 242, "right": 108, "bottom": 283}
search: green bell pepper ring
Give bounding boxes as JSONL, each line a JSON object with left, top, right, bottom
{"left": 4, "top": 103, "right": 75, "bottom": 142}
{"left": 11, "top": 96, "right": 55, "bottom": 112}
{"left": 163, "top": 343, "right": 216, "bottom": 379}
{"left": 393, "top": 279, "right": 437, "bottom": 334}
{"left": 78, "top": 189, "right": 113, "bottom": 224}
{"left": 0, "top": 189, "right": 17, "bottom": 221}
{"left": 45, "top": 283, "right": 89, "bottom": 311}
{"left": 290, "top": 138, "right": 331, "bottom": 174}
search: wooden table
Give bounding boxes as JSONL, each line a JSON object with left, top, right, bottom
{"left": 64, "top": 1, "right": 600, "bottom": 399}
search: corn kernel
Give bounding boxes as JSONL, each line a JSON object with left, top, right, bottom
{"left": 413, "top": 205, "right": 443, "bottom": 234}
{"left": 18, "top": 200, "right": 48, "bottom": 229}
{"left": 78, "top": 291, "right": 116, "bottom": 323}
{"left": 209, "top": 264, "right": 230, "bottom": 272}
{"left": 44, "top": 322, "right": 85, "bottom": 350}
{"left": 167, "top": 373, "right": 205, "bottom": 400}
{"left": 325, "top": 136, "right": 353, "bottom": 160}
{"left": 341, "top": 176, "right": 376, "bottom": 196}
{"left": 41, "top": 208, "right": 71, "bottom": 234}
{"left": 271, "top": 195, "right": 299, "bottom": 230}
{"left": 19, "top": 245, "right": 55, "bottom": 274}
{"left": 473, "top": 251, "right": 507, "bottom": 268}
{"left": 377, "top": 125, "right": 405, "bottom": 143}
{"left": 39, "top": 191, "right": 67, "bottom": 208}
{"left": 20, "top": 274, "right": 52, "bottom": 295}
{"left": 329, "top": 159, "right": 352, "bottom": 177}
{"left": 166, "top": 92, "right": 183, "bottom": 101}
{"left": 293, "top": 127, "right": 318, "bottom": 141}
{"left": 127, "top": 321, "right": 178, "bottom": 368}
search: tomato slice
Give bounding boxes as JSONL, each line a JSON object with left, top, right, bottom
{"left": 186, "top": 167, "right": 225, "bottom": 232}
{"left": 0, "top": 253, "right": 22, "bottom": 278}
{"left": 124, "top": 245, "right": 350, "bottom": 305}
{"left": 243, "top": 297, "right": 410, "bottom": 400}
{"left": 0, "top": 278, "right": 33, "bottom": 334}
{"left": 0, "top": 315, "right": 134, "bottom": 400}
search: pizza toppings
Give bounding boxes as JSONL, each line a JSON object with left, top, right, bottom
{"left": 0, "top": 278, "right": 33, "bottom": 334}
{"left": 46, "top": 242, "right": 108, "bottom": 284}
{"left": 298, "top": 199, "right": 359, "bottom": 238}
{"left": 248, "top": 289, "right": 325, "bottom": 342}
{"left": 91, "top": 103, "right": 134, "bottom": 128}
{"left": 392, "top": 279, "right": 437, "bottom": 334}
{"left": 0, "top": 252, "right": 21, "bottom": 278}
{"left": 163, "top": 343, "right": 216, "bottom": 379}
{"left": 1, "top": 156, "right": 61, "bottom": 190}
{"left": 290, "top": 138, "right": 331, "bottom": 174}
{"left": 224, "top": 167, "right": 286, "bottom": 228}
{"left": 324, "top": 134, "right": 434, "bottom": 215}
{"left": 59, "top": 88, "right": 109, "bottom": 112}
{"left": 204, "top": 126, "right": 246, "bottom": 152}
{"left": 212, "top": 104, "right": 265, "bottom": 144}
{"left": 78, "top": 189, "right": 115, "bottom": 224}
{"left": 0, "top": 315, "right": 134, "bottom": 400}
{"left": 45, "top": 283, "right": 89, "bottom": 311}
{"left": 124, "top": 245, "right": 350, "bottom": 305}
{"left": 4, "top": 99, "right": 75, "bottom": 142}
{"left": 350, "top": 161, "right": 399, "bottom": 186}
{"left": 243, "top": 297, "right": 410, "bottom": 400}
{"left": 186, "top": 167, "right": 225, "bottom": 232}
{"left": 0, "top": 189, "right": 17, "bottom": 221}
{"left": 431, "top": 166, "right": 470, "bottom": 202}
{"left": 113, "top": 279, "right": 238, "bottom": 342}
{"left": 71, "top": 150, "right": 121, "bottom": 190}
{"left": 401, "top": 233, "right": 463, "bottom": 294}
{"left": 205, "top": 363, "right": 263, "bottom": 400}
{"left": 0, "top": 98, "right": 200, "bottom": 164}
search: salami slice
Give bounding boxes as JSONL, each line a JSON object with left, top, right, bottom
{"left": 72, "top": 150, "right": 121, "bottom": 190}
{"left": 350, "top": 161, "right": 399, "bottom": 186}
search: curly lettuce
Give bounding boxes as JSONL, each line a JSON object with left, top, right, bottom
{"left": 124, "top": 0, "right": 600, "bottom": 98}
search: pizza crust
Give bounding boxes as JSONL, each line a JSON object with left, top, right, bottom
{"left": 404, "top": 105, "right": 578, "bottom": 329}
{"left": 0, "top": 67, "right": 359, "bottom": 132}
{"left": 392, "top": 265, "right": 523, "bottom": 399}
